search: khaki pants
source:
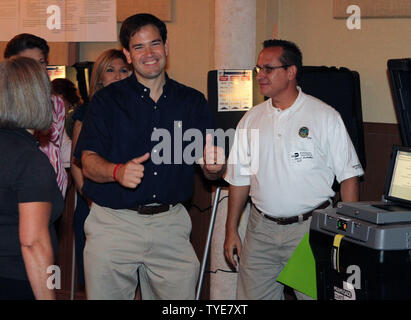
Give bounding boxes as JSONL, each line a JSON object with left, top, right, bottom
{"left": 83, "top": 203, "right": 200, "bottom": 300}
{"left": 237, "top": 205, "right": 314, "bottom": 300}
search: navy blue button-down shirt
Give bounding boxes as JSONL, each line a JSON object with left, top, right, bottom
{"left": 74, "top": 73, "right": 214, "bottom": 209}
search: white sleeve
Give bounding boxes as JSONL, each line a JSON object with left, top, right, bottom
{"left": 328, "top": 111, "right": 364, "bottom": 183}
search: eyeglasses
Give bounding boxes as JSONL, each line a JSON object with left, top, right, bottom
{"left": 253, "top": 64, "right": 291, "bottom": 75}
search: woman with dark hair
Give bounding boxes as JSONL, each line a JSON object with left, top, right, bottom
{"left": 70, "top": 48, "right": 130, "bottom": 287}
{"left": 0, "top": 56, "right": 63, "bottom": 300}
{"left": 51, "top": 78, "right": 82, "bottom": 110}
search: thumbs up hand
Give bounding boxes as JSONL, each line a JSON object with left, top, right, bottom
{"left": 114, "top": 153, "right": 150, "bottom": 188}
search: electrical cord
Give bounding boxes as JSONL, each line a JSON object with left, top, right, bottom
{"left": 206, "top": 268, "right": 237, "bottom": 274}
{"left": 190, "top": 196, "right": 234, "bottom": 275}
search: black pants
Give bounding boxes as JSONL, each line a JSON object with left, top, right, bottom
{"left": 0, "top": 277, "right": 35, "bottom": 300}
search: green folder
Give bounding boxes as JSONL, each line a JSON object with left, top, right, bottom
{"left": 277, "top": 233, "right": 317, "bottom": 299}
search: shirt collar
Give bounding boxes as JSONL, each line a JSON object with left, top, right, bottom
{"left": 267, "top": 86, "right": 305, "bottom": 114}
{"left": 287, "top": 86, "right": 305, "bottom": 112}
{"left": 129, "top": 72, "right": 173, "bottom": 96}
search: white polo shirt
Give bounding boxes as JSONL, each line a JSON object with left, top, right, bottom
{"left": 225, "top": 87, "right": 364, "bottom": 218}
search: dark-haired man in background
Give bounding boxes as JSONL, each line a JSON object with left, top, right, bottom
{"left": 224, "top": 39, "right": 364, "bottom": 300}
{"left": 75, "top": 13, "right": 225, "bottom": 300}
{"left": 4, "top": 33, "right": 49, "bottom": 67}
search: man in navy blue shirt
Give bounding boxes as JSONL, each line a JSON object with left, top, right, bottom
{"left": 75, "top": 13, "right": 225, "bottom": 300}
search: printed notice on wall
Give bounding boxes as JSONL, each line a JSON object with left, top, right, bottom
{"left": 0, "top": 0, "right": 116, "bottom": 42}
{"left": 217, "top": 69, "right": 253, "bottom": 112}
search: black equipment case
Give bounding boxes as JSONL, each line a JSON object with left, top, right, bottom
{"left": 299, "top": 66, "right": 366, "bottom": 170}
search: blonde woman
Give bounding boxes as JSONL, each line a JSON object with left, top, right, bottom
{"left": 70, "top": 49, "right": 131, "bottom": 286}
{"left": 0, "top": 57, "right": 63, "bottom": 300}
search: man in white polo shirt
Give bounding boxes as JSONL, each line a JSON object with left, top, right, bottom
{"left": 223, "top": 39, "right": 364, "bottom": 300}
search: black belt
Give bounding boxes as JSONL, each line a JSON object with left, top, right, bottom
{"left": 254, "top": 200, "right": 330, "bottom": 225}
{"left": 129, "top": 204, "right": 173, "bottom": 215}
{"left": 129, "top": 200, "right": 191, "bottom": 215}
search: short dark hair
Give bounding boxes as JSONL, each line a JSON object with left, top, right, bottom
{"left": 51, "top": 78, "right": 81, "bottom": 107}
{"left": 119, "top": 13, "right": 167, "bottom": 50}
{"left": 263, "top": 39, "right": 303, "bottom": 81}
{"left": 4, "top": 33, "right": 50, "bottom": 61}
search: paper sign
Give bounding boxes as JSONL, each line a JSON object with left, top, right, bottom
{"left": 217, "top": 69, "right": 253, "bottom": 112}
{"left": 0, "top": 0, "right": 117, "bottom": 42}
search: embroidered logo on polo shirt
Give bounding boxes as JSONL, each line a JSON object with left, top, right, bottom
{"left": 298, "top": 127, "right": 309, "bottom": 138}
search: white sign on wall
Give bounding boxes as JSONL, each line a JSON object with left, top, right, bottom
{"left": 217, "top": 69, "right": 253, "bottom": 112}
{"left": 0, "top": 0, "right": 117, "bottom": 42}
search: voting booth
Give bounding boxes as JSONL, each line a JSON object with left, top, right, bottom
{"left": 310, "top": 145, "right": 411, "bottom": 300}
{"left": 309, "top": 59, "right": 411, "bottom": 300}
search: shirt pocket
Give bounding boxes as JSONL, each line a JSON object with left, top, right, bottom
{"left": 289, "top": 138, "right": 315, "bottom": 170}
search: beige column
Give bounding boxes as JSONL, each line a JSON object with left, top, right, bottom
{"left": 209, "top": 0, "right": 256, "bottom": 300}
{"left": 214, "top": 0, "right": 256, "bottom": 69}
